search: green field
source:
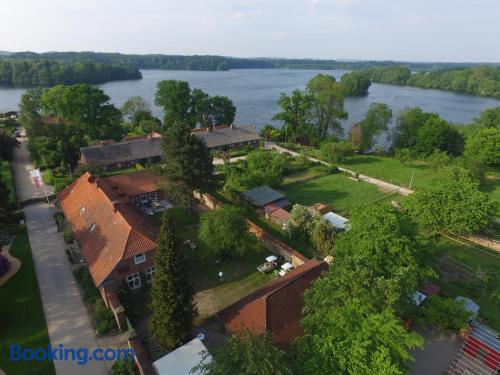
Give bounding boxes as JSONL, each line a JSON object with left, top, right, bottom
{"left": 429, "top": 236, "right": 500, "bottom": 331}
{"left": 0, "top": 227, "right": 55, "bottom": 375}
{"left": 282, "top": 172, "right": 397, "bottom": 215}
{"left": 153, "top": 208, "right": 273, "bottom": 322}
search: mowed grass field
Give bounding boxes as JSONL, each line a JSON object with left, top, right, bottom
{"left": 283, "top": 172, "right": 397, "bottom": 215}
{"left": 0, "top": 227, "right": 55, "bottom": 375}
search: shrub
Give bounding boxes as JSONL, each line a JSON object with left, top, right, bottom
{"left": 73, "top": 267, "right": 100, "bottom": 304}
{"left": 94, "top": 299, "right": 116, "bottom": 336}
{"left": 111, "top": 359, "right": 137, "bottom": 375}
{"left": 320, "top": 140, "right": 354, "bottom": 163}
{"left": 63, "top": 228, "right": 74, "bottom": 243}
{"left": 0, "top": 254, "right": 10, "bottom": 277}
{"left": 418, "top": 296, "right": 473, "bottom": 333}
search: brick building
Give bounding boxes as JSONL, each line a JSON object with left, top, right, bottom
{"left": 218, "top": 259, "right": 328, "bottom": 347}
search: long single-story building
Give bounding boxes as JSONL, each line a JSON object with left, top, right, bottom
{"left": 192, "top": 124, "right": 260, "bottom": 150}
{"left": 79, "top": 132, "right": 163, "bottom": 171}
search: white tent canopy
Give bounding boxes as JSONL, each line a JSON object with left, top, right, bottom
{"left": 266, "top": 255, "right": 278, "bottom": 263}
{"left": 153, "top": 338, "right": 212, "bottom": 375}
{"left": 323, "top": 212, "right": 350, "bottom": 230}
{"left": 281, "top": 262, "right": 293, "bottom": 271}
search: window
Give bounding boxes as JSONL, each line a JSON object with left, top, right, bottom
{"left": 145, "top": 266, "right": 156, "bottom": 284}
{"left": 149, "top": 191, "right": 157, "bottom": 201}
{"left": 140, "top": 194, "right": 148, "bottom": 202}
{"left": 126, "top": 272, "right": 141, "bottom": 289}
{"left": 132, "top": 197, "right": 139, "bottom": 206}
{"left": 134, "top": 253, "right": 146, "bottom": 264}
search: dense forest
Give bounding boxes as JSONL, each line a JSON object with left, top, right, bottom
{"left": 0, "top": 59, "right": 141, "bottom": 87}
{"left": 366, "top": 65, "right": 500, "bottom": 98}
{"left": 3, "top": 51, "right": 492, "bottom": 72}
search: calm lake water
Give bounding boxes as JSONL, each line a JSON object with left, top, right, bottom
{"left": 1, "top": 69, "right": 500, "bottom": 136}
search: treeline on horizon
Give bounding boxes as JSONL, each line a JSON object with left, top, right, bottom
{"left": 4, "top": 51, "right": 495, "bottom": 72}
{"left": 366, "top": 65, "right": 500, "bottom": 98}
{"left": 0, "top": 59, "right": 141, "bottom": 87}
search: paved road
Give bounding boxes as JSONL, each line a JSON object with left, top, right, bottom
{"left": 11, "top": 135, "right": 54, "bottom": 203}
{"left": 24, "top": 205, "right": 108, "bottom": 375}
{"left": 11, "top": 137, "right": 108, "bottom": 374}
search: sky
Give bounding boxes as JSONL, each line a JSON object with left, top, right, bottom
{"left": 1, "top": 0, "right": 499, "bottom": 62}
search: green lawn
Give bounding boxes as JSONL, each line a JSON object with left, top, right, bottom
{"left": 339, "top": 155, "right": 435, "bottom": 190}
{"left": 282, "top": 172, "right": 397, "bottom": 216}
{"left": 429, "top": 236, "right": 500, "bottom": 331}
{"left": 153, "top": 208, "right": 274, "bottom": 322}
{"left": 0, "top": 226, "right": 55, "bottom": 375}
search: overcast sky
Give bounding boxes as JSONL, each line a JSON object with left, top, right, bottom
{"left": 1, "top": 0, "right": 499, "bottom": 62}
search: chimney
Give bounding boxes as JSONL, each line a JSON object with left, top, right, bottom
{"left": 112, "top": 201, "right": 120, "bottom": 212}
{"left": 230, "top": 123, "right": 234, "bottom": 130}
{"left": 88, "top": 175, "right": 96, "bottom": 184}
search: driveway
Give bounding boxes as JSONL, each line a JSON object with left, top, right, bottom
{"left": 11, "top": 137, "right": 108, "bottom": 374}
{"left": 11, "top": 135, "right": 54, "bottom": 203}
{"left": 24, "top": 204, "right": 108, "bottom": 375}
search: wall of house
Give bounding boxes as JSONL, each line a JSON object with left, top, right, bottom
{"left": 106, "top": 251, "right": 156, "bottom": 288}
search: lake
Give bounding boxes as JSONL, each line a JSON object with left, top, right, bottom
{"left": 1, "top": 69, "right": 500, "bottom": 136}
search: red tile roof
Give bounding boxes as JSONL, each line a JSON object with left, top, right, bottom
{"left": 103, "top": 170, "right": 164, "bottom": 200}
{"left": 58, "top": 172, "right": 158, "bottom": 286}
{"left": 218, "top": 259, "right": 328, "bottom": 347}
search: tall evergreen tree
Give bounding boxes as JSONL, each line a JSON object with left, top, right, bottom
{"left": 159, "top": 121, "right": 215, "bottom": 210}
{"left": 150, "top": 212, "right": 196, "bottom": 350}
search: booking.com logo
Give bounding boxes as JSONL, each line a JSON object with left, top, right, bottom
{"left": 10, "top": 344, "right": 134, "bottom": 365}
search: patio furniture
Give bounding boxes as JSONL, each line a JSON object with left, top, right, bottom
{"left": 257, "top": 255, "right": 278, "bottom": 273}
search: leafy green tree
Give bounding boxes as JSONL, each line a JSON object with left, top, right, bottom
{"left": 111, "top": 359, "right": 137, "bottom": 375}
{"left": 41, "top": 84, "right": 124, "bottom": 141}
{"left": 298, "top": 302, "right": 423, "bottom": 375}
{"left": 319, "top": 140, "right": 354, "bottom": 163}
{"left": 394, "top": 148, "right": 413, "bottom": 165}
{"left": 259, "top": 124, "right": 282, "bottom": 141}
{"left": 464, "top": 127, "right": 500, "bottom": 166}
{"left": 311, "top": 219, "right": 337, "bottom": 258}
{"left": 415, "top": 117, "right": 464, "bottom": 157}
{"left": 404, "top": 166, "right": 496, "bottom": 234}
{"left": 272, "top": 90, "right": 314, "bottom": 143}
{"left": 193, "top": 331, "right": 293, "bottom": 375}
{"left": 198, "top": 205, "right": 255, "bottom": 259}
{"left": 307, "top": 74, "right": 348, "bottom": 139}
{"left": 207, "top": 96, "right": 236, "bottom": 126}
{"left": 340, "top": 70, "right": 372, "bottom": 96}
{"left": 150, "top": 212, "right": 196, "bottom": 350}
{"left": 347, "top": 123, "right": 364, "bottom": 152}
{"left": 304, "top": 204, "right": 433, "bottom": 315}
{"left": 390, "top": 107, "right": 434, "bottom": 150}
{"left": 285, "top": 204, "right": 322, "bottom": 242}
{"left": 418, "top": 296, "right": 472, "bottom": 333}
{"left": 155, "top": 80, "right": 192, "bottom": 126}
{"left": 425, "top": 150, "right": 453, "bottom": 170}
{"left": 0, "top": 130, "right": 20, "bottom": 160}
{"left": 359, "top": 102, "right": 392, "bottom": 151}
{"left": 159, "top": 121, "right": 215, "bottom": 210}
{"left": 121, "top": 96, "right": 150, "bottom": 122}
{"left": 19, "top": 87, "right": 44, "bottom": 137}
{"left": 368, "top": 65, "right": 411, "bottom": 85}
{"left": 473, "top": 106, "right": 500, "bottom": 128}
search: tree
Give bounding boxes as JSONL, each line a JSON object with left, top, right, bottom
{"left": 259, "top": 124, "right": 282, "bottom": 141}
{"left": 418, "top": 296, "right": 472, "bottom": 333}
{"left": 319, "top": 140, "right": 354, "bottom": 163}
{"left": 404, "top": 166, "right": 496, "bottom": 234}
{"left": 390, "top": 107, "right": 434, "bottom": 150}
{"left": 198, "top": 205, "right": 255, "bottom": 259}
{"left": 341, "top": 71, "right": 372, "bottom": 96}
{"left": 207, "top": 96, "right": 236, "bottom": 126}
{"left": 272, "top": 90, "right": 313, "bottom": 143}
{"left": 41, "top": 84, "right": 124, "bottom": 141}
{"left": 304, "top": 204, "right": 433, "bottom": 315}
{"left": 150, "top": 212, "right": 196, "bottom": 350}
{"left": 0, "top": 130, "right": 20, "bottom": 160}
{"left": 121, "top": 96, "right": 151, "bottom": 122}
{"left": 464, "top": 127, "right": 500, "bottom": 166}
{"left": 347, "top": 123, "right": 364, "bottom": 152}
{"left": 415, "top": 117, "right": 464, "bottom": 157}
{"left": 359, "top": 103, "right": 392, "bottom": 151}
{"left": 297, "top": 302, "right": 423, "bottom": 375}
{"left": 394, "top": 148, "right": 413, "bottom": 165}
{"left": 193, "top": 331, "right": 293, "bottom": 375}
{"left": 306, "top": 74, "right": 348, "bottom": 139}
{"left": 473, "top": 106, "right": 500, "bottom": 128}
{"left": 155, "top": 80, "right": 192, "bottom": 126}
{"left": 19, "top": 87, "right": 44, "bottom": 137}
{"left": 284, "top": 204, "right": 321, "bottom": 242}
{"left": 311, "top": 219, "right": 337, "bottom": 258}
{"left": 159, "top": 121, "right": 215, "bottom": 210}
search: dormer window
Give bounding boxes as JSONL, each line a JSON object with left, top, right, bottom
{"left": 134, "top": 253, "right": 146, "bottom": 264}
